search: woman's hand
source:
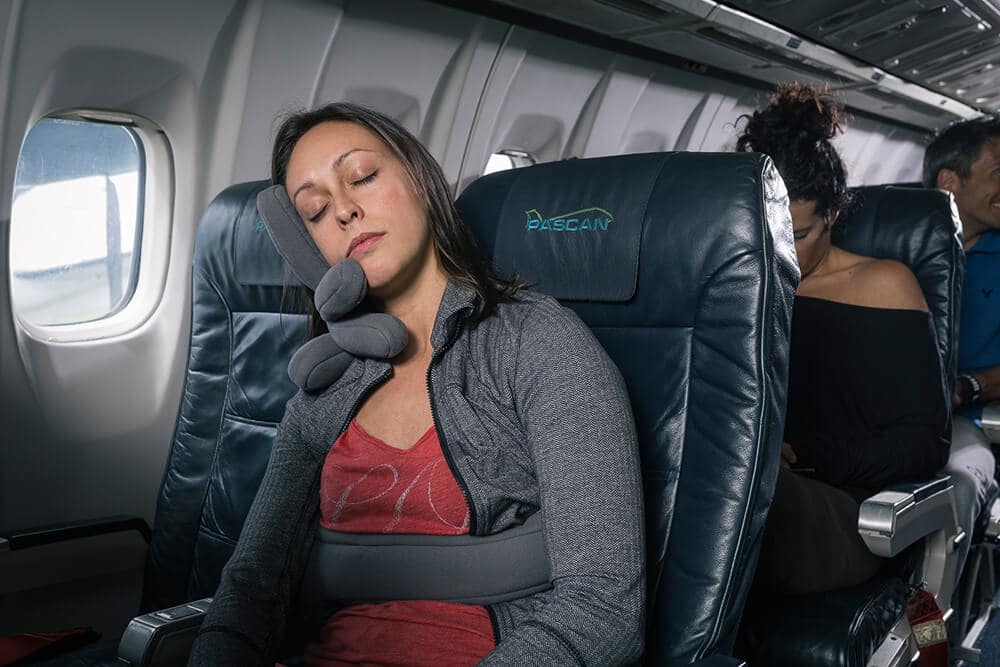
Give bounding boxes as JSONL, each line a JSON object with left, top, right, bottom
{"left": 781, "top": 441, "right": 798, "bottom": 470}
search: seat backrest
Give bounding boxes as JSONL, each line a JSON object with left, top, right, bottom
{"left": 456, "top": 152, "right": 798, "bottom": 662}
{"left": 832, "top": 185, "right": 965, "bottom": 388}
{"left": 143, "top": 180, "right": 307, "bottom": 610}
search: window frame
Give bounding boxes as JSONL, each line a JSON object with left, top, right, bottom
{"left": 10, "top": 109, "right": 174, "bottom": 343}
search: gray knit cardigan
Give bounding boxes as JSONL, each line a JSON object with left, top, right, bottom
{"left": 189, "top": 281, "right": 646, "bottom": 666}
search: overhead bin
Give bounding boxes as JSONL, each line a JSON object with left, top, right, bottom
{"left": 479, "top": 0, "right": 985, "bottom": 128}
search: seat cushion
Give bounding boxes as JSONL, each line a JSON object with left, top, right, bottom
{"left": 739, "top": 575, "right": 907, "bottom": 667}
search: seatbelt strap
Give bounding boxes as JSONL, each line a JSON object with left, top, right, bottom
{"left": 303, "top": 512, "right": 551, "bottom": 606}
{"left": 905, "top": 583, "right": 948, "bottom": 666}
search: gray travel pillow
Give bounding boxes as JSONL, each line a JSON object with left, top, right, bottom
{"left": 257, "top": 185, "right": 407, "bottom": 392}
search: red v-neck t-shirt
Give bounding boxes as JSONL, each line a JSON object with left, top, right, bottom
{"left": 303, "top": 419, "right": 495, "bottom": 666}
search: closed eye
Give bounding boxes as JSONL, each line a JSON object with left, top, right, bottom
{"left": 353, "top": 170, "right": 378, "bottom": 186}
{"left": 307, "top": 205, "right": 327, "bottom": 223}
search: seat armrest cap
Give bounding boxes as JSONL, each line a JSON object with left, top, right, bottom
{"left": 882, "top": 475, "right": 951, "bottom": 501}
{"left": 858, "top": 478, "right": 958, "bottom": 557}
{"left": 118, "top": 598, "right": 211, "bottom": 666}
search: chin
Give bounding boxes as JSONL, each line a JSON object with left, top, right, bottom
{"left": 355, "top": 259, "right": 395, "bottom": 293}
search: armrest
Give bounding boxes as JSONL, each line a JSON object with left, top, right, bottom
{"left": 857, "top": 476, "right": 958, "bottom": 558}
{"left": 858, "top": 475, "right": 961, "bottom": 607}
{"left": 982, "top": 401, "right": 1000, "bottom": 444}
{"left": 0, "top": 514, "right": 151, "bottom": 551}
{"left": 118, "top": 598, "right": 211, "bottom": 666}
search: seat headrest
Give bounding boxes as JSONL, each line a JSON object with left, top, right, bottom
{"left": 457, "top": 152, "right": 797, "bottom": 327}
{"left": 833, "top": 185, "right": 964, "bottom": 381}
{"left": 194, "top": 179, "right": 302, "bottom": 290}
{"left": 460, "top": 155, "right": 660, "bottom": 302}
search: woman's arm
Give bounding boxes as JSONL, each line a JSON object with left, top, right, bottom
{"left": 189, "top": 397, "right": 322, "bottom": 666}
{"left": 481, "top": 298, "right": 646, "bottom": 666}
{"left": 956, "top": 365, "right": 1000, "bottom": 405}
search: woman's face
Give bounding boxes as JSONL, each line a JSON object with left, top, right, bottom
{"left": 284, "top": 120, "right": 435, "bottom": 297}
{"left": 788, "top": 199, "right": 833, "bottom": 278}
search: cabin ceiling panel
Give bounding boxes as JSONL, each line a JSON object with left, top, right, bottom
{"left": 629, "top": 23, "right": 948, "bottom": 128}
{"left": 721, "top": 0, "right": 1000, "bottom": 113}
{"left": 838, "top": 87, "right": 951, "bottom": 129}
{"left": 230, "top": 0, "right": 348, "bottom": 184}
{"left": 457, "top": 26, "right": 622, "bottom": 190}
{"left": 833, "top": 115, "right": 926, "bottom": 186}
{"left": 631, "top": 26, "right": 854, "bottom": 91}
{"left": 481, "top": 0, "right": 980, "bottom": 128}
{"left": 583, "top": 64, "right": 733, "bottom": 156}
{"left": 232, "top": 0, "right": 506, "bottom": 187}
{"left": 499, "top": 0, "right": 685, "bottom": 34}
{"left": 695, "top": 88, "right": 758, "bottom": 153}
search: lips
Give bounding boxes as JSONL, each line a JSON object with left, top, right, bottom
{"left": 347, "top": 232, "right": 384, "bottom": 258}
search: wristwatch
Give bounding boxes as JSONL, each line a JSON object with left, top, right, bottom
{"left": 958, "top": 373, "right": 983, "bottom": 404}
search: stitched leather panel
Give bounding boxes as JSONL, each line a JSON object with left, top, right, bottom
{"left": 228, "top": 312, "right": 307, "bottom": 422}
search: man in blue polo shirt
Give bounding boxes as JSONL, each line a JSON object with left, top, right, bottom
{"left": 923, "top": 119, "right": 1000, "bottom": 570}
{"left": 924, "top": 118, "right": 1000, "bottom": 419}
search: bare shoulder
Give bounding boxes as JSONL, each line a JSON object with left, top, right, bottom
{"left": 850, "top": 258, "right": 928, "bottom": 311}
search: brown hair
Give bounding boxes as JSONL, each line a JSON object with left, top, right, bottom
{"left": 923, "top": 116, "right": 1000, "bottom": 188}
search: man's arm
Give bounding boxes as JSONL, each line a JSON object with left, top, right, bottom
{"left": 955, "top": 365, "right": 1000, "bottom": 406}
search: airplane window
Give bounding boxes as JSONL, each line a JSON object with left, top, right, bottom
{"left": 484, "top": 149, "right": 535, "bottom": 175}
{"left": 10, "top": 118, "right": 144, "bottom": 326}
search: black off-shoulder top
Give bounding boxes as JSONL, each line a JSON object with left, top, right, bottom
{"left": 784, "top": 296, "right": 950, "bottom": 498}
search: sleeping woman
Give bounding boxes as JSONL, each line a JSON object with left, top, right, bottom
{"left": 188, "top": 102, "right": 645, "bottom": 665}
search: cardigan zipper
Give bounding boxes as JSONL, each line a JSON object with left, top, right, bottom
{"left": 337, "top": 365, "right": 392, "bottom": 439}
{"left": 426, "top": 311, "right": 478, "bottom": 536}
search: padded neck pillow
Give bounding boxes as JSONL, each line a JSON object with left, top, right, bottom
{"left": 256, "top": 185, "right": 407, "bottom": 392}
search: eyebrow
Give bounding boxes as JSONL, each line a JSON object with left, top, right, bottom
{"left": 291, "top": 148, "right": 377, "bottom": 204}
{"left": 792, "top": 220, "right": 817, "bottom": 233}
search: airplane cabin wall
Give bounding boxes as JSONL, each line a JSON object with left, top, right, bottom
{"left": 0, "top": 0, "right": 933, "bottom": 540}
{"left": 0, "top": 0, "right": 249, "bottom": 534}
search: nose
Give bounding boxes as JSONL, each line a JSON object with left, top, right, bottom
{"left": 334, "top": 191, "right": 362, "bottom": 227}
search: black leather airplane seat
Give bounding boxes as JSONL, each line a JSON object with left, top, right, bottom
{"left": 143, "top": 180, "right": 307, "bottom": 612}
{"left": 835, "top": 186, "right": 963, "bottom": 387}
{"left": 739, "top": 185, "right": 965, "bottom": 667}
{"left": 455, "top": 151, "right": 798, "bottom": 663}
